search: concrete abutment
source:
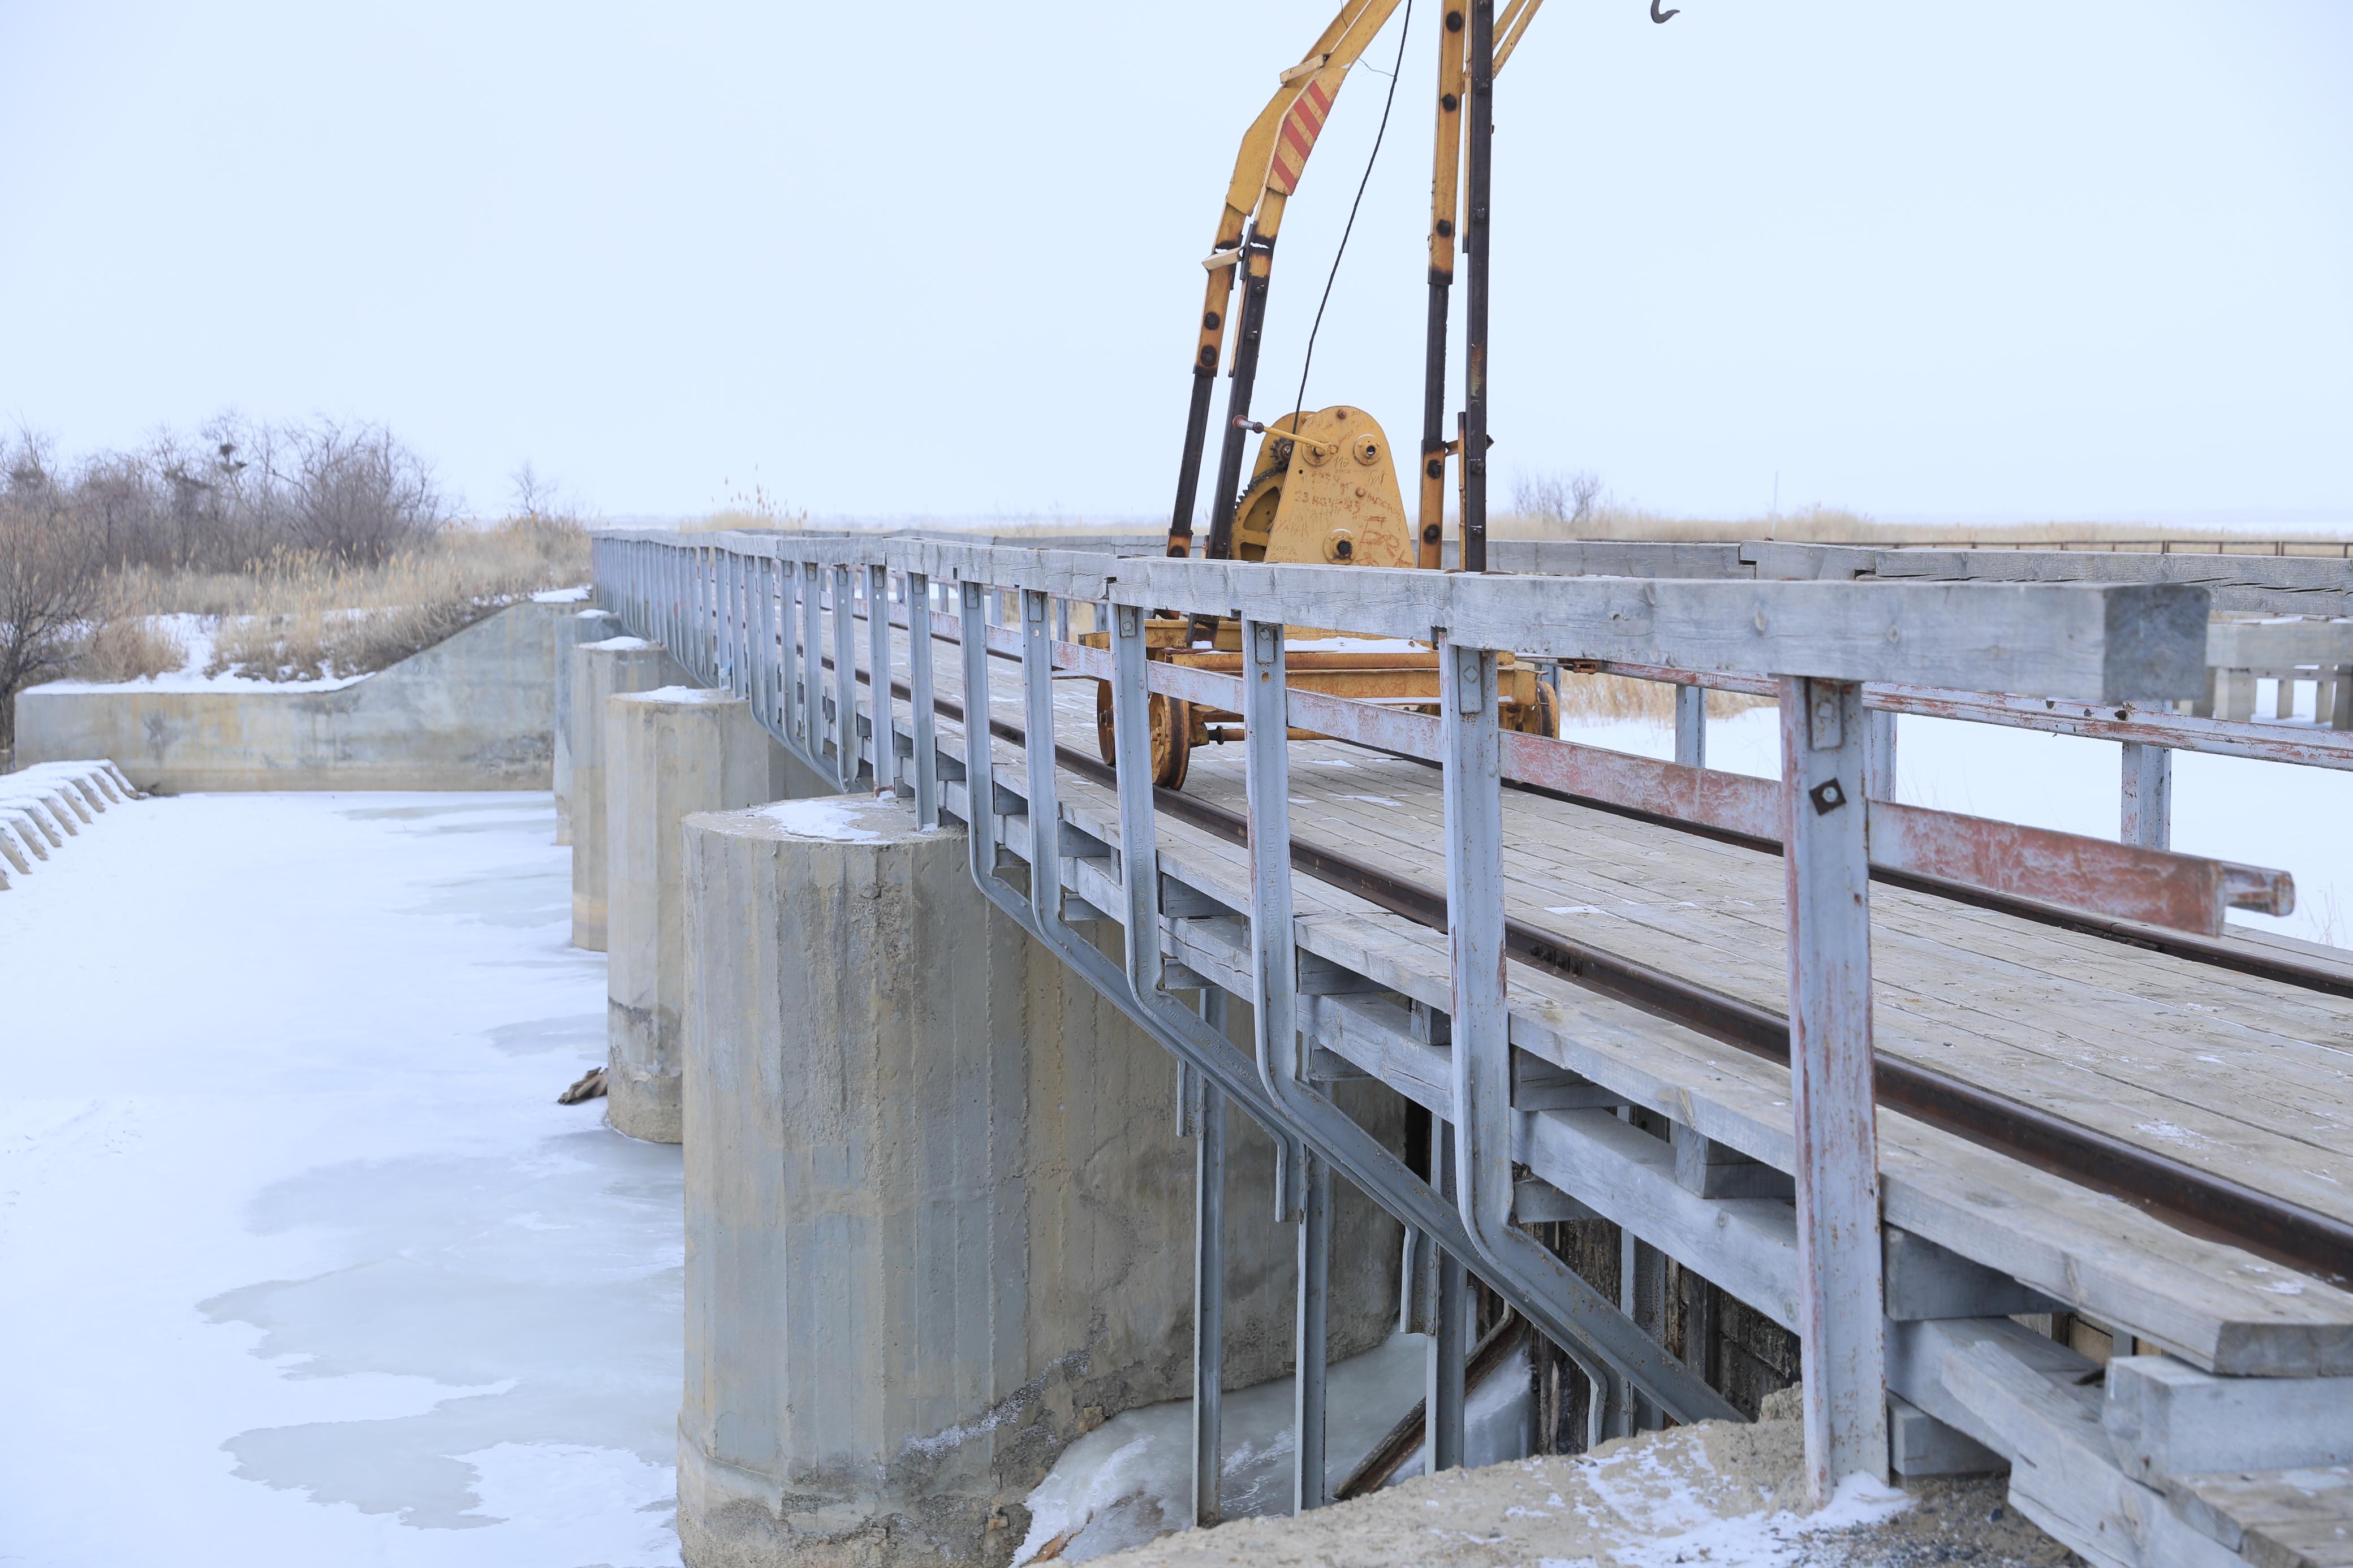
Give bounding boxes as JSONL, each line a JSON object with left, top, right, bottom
{"left": 677, "top": 797, "right": 1399, "bottom": 1566}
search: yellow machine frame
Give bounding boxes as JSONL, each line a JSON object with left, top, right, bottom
{"left": 1094, "top": 0, "right": 1553, "bottom": 788}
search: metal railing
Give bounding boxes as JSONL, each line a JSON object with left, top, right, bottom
{"left": 592, "top": 527, "right": 2300, "bottom": 1513}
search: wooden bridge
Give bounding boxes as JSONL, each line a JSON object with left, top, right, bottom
{"left": 594, "top": 527, "right": 2353, "bottom": 1568}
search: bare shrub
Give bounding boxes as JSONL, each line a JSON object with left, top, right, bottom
{"left": 1512, "top": 470, "right": 1604, "bottom": 530}
{"left": 0, "top": 435, "right": 108, "bottom": 753}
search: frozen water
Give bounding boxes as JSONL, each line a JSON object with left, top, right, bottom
{"left": 0, "top": 791, "right": 679, "bottom": 1567}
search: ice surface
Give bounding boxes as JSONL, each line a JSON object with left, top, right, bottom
{"left": 0, "top": 791, "right": 680, "bottom": 1566}
{"left": 1013, "top": 1336, "right": 1532, "bottom": 1564}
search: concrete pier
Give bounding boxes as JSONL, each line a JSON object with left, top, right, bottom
{"left": 553, "top": 607, "right": 622, "bottom": 845}
{"left": 568, "top": 636, "right": 682, "bottom": 951}
{"left": 678, "top": 796, "right": 1399, "bottom": 1566}
{"left": 605, "top": 687, "right": 790, "bottom": 1142}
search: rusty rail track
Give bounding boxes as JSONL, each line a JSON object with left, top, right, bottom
{"left": 843, "top": 660, "right": 2353, "bottom": 1290}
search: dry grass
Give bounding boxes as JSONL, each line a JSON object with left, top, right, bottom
{"left": 1492, "top": 503, "right": 2352, "bottom": 552}
{"left": 72, "top": 607, "right": 188, "bottom": 684}
{"left": 1551, "top": 671, "right": 1767, "bottom": 726}
{"left": 92, "top": 515, "right": 589, "bottom": 684}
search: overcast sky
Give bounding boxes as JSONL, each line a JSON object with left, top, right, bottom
{"left": 3, "top": 1, "right": 2347, "bottom": 527}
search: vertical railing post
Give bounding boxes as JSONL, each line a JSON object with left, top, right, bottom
{"left": 958, "top": 580, "right": 993, "bottom": 840}
{"left": 1429, "top": 1118, "right": 1468, "bottom": 1472}
{"left": 753, "top": 556, "right": 774, "bottom": 736}
{"left": 1439, "top": 637, "right": 1514, "bottom": 1466}
{"left": 1020, "top": 589, "right": 1060, "bottom": 925}
{"left": 1193, "top": 992, "right": 1227, "bottom": 1531}
{"left": 870, "top": 564, "right": 894, "bottom": 797}
{"left": 831, "top": 565, "right": 859, "bottom": 791}
{"left": 907, "top": 571, "right": 938, "bottom": 830}
{"left": 1239, "top": 616, "right": 1325, "bottom": 1513}
{"left": 1864, "top": 709, "right": 1898, "bottom": 800}
{"left": 2121, "top": 740, "right": 2172, "bottom": 850}
{"left": 802, "top": 563, "right": 824, "bottom": 775}
{"left": 1674, "top": 683, "right": 1707, "bottom": 770}
{"left": 1777, "top": 673, "right": 1889, "bottom": 1503}
{"left": 1110, "top": 602, "right": 1225, "bottom": 1527}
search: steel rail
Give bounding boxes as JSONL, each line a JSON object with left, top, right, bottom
{"left": 855, "top": 599, "right": 2349, "bottom": 995}
{"left": 793, "top": 633, "right": 2353, "bottom": 1293}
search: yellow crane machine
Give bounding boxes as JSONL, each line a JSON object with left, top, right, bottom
{"left": 1093, "top": 0, "right": 1561, "bottom": 788}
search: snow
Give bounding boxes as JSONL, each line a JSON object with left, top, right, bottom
{"left": 626, "top": 685, "right": 730, "bottom": 703}
{"left": 529, "top": 587, "right": 592, "bottom": 604}
{"left": 1572, "top": 704, "right": 2353, "bottom": 948}
{"left": 756, "top": 797, "right": 894, "bottom": 842}
{"left": 1012, "top": 1335, "right": 1532, "bottom": 1564}
{"left": 29, "top": 613, "right": 369, "bottom": 694}
{"left": 579, "top": 635, "right": 655, "bottom": 653}
{"left": 0, "top": 792, "right": 680, "bottom": 1567}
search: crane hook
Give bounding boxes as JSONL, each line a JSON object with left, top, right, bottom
{"left": 1650, "top": 0, "right": 1679, "bottom": 20}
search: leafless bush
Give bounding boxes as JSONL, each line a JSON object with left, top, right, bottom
{"left": 0, "top": 434, "right": 109, "bottom": 751}
{"left": 1512, "top": 469, "right": 1604, "bottom": 530}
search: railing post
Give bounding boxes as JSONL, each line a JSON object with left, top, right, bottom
{"left": 1674, "top": 683, "right": 1707, "bottom": 770}
{"left": 1193, "top": 993, "right": 1228, "bottom": 1530}
{"left": 801, "top": 563, "right": 824, "bottom": 775}
{"left": 869, "top": 564, "right": 894, "bottom": 796}
{"left": 1109, "top": 599, "right": 1225, "bottom": 1526}
{"left": 2121, "top": 740, "right": 2173, "bottom": 850}
{"left": 831, "top": 565, "right": 859, "bottom": 791}
{"left": 1777, "top": 674, "right": 1889, "bottom": 1502}
{"left": 1239, "top": 616, "right": 1325, "bottom": 1513}
{"left": 1864, "top": 709, "right": 1898, "bottom": 800}
{"left": 907, "top": 571, "right": 938, "bottom": 829}
{"left": 1020, "top": 589, "right": 1060, "bottom": 923}
{"left": 1428, "top": 1117, "right": 1468, "bottom": 1472}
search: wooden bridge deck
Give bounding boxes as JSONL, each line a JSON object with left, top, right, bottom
{"left": 889, "top": 616, "right": 2353, "bottom": 1380}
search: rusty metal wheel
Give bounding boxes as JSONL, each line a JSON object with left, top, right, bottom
{"left": 1094, "top": 679, "right": 1193, "bottom": 791}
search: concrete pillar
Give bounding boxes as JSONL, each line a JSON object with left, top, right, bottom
{"left": 554, "top": 607, "right": 622, "bottom": 846}
{"left": 570, "top": 637, "right": 681, "bottom": 951}
{"left": 605, "top": 688, "right": 790, "bottom": 1143}
{"left": 678, "top": 796, "right": 1399, "bottom": 1566}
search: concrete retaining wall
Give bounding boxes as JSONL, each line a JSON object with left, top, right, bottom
{"left": 13, "top": 598, "right": 581, "bottom": 793}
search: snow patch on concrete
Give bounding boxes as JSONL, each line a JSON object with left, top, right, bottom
{"left": 756, "top": 797, "right": 895, "bottom": 842}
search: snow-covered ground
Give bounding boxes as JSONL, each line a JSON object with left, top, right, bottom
{"left": 28, "top": 613, "right": 372, "bottom": 694}
{"left": 0, "top": 792, "right": 678, "bottom": 1567}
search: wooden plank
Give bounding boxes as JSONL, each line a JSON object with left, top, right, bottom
{"left": 1100, "top": 558, "right": 2213, "bottom": 701}
{"left": 2106, "top": 1356, "right": 2353, "bottom": 1486}
{"left": 2164, "top": 1466, "right": 2353, "bottom": 1568}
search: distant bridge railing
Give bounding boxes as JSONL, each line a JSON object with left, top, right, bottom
{"left": 591, "top": 526, "right": 2306, "bottom": 1510}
